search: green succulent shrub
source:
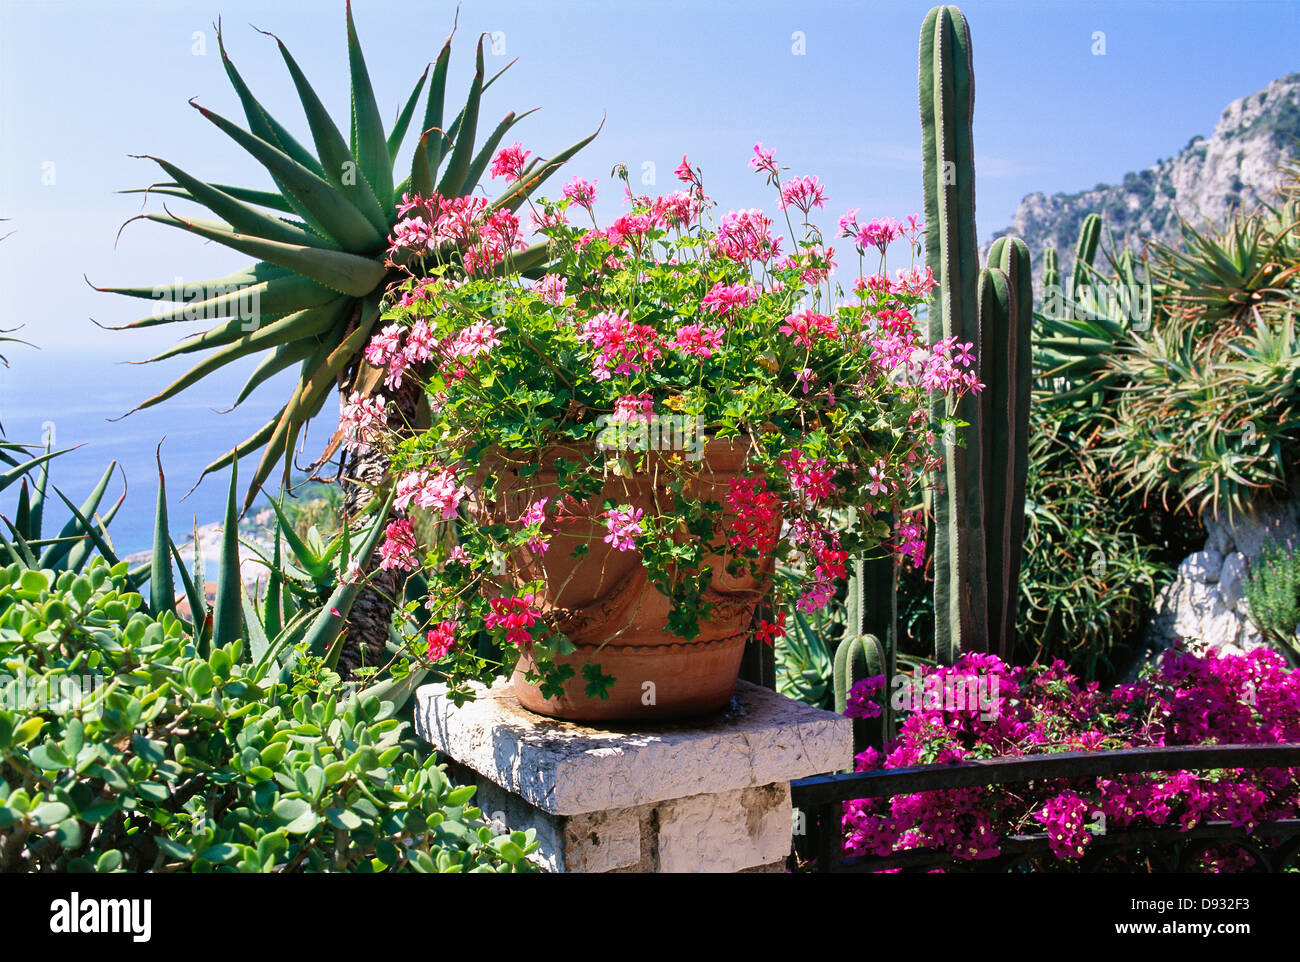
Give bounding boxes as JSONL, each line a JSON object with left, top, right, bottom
{"left": 1099, "top": 177, "right": 1300, "bottom": 522}
{"left": 1242, "top": 536, "right": 1300, "bottom": 665}
{"left": 1017, "top": 406, "right": 1169, "bottom": 679}
{"left": 0, "top": 558, "right": 536, "bottom": 872}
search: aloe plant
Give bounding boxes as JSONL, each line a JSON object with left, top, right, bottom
{"left": 105, "top": 4, "right": 595, "bottom": 506}
{"left": 101, "top": 2, "right": 598, "bottom": 676}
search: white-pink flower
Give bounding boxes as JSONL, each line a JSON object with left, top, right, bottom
{"left": 340, "top": 392, "right": 388, "bottom": 455}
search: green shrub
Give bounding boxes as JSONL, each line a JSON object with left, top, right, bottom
{"left": 1017, "top": 409, "right": 1169, "bottom": 679}
{"left": 1243, "top": 537, "right": 1300, "bottom": 665}
{"left": 0, "top": 558, "right": 536, "bottom": 873}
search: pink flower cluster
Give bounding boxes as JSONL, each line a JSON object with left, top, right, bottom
{"left": 426, "top": 620, "right": 458, "bottom": 661}
{"left": 725, "top": 477, "right": 782, "bottom": 556}
{"left": 577, "top": 310, "right": 663, "bottom": 381}
{"left": 379, "top": 518, "right": 418, "bottom": 572}
{"left": 779, "top": 309, "right": 838, "bottom": 349}
{"left": 394, "top": 466, "right": 468, "bottom": 519}
{"left": 485, "top": 594, "right": 543, "bottom": 648}
{"left": 842, "top": 649, "right": 1300, "bottom": 870}
{"left": 603, "top": 505, "right": 644, "bottom": 552}
{"left": 389, "top": 192, "right": 526, "bottom": 275}
{"left": 779, "top": 175, "right": 828, "bottom": 214}
{"left": 700, "top": 281, "right": 758, "bottom": 319}
{"left": 780, "top": 448, "right": 838, "bottom": 503}
{"left": 713, "top": 208, "right": 782, "bottom": 263}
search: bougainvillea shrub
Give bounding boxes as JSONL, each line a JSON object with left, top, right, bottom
{"left": 842, "top": 648, "right": 1300, "bottom": 869}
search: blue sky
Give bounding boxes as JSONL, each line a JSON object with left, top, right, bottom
{"left": 0, "top": 0, "right": 1296, "bottom": 544}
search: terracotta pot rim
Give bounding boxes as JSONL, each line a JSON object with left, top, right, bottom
{"left": 536, "top": 634, "right": 747, "bottom": 657}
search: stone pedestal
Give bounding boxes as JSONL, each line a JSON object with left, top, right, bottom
{"left": 414, "top": 679, "right": 851, "bottom": 873}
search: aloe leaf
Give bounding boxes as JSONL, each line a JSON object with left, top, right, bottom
{"left": 436, "top": 35, "right": 484, "bottom": 198}
{"left": 388, "top": 64, "right": 429, "bottom": 161}
{"left": 136, "top": 155, "right": 327, "bottom": 248}
{"left": 170, "top": 537, "right": 206, "bottom": 642}
{"left": 121, "top": 182, "right": 296, "bottom": 214}
{"left": 38, "top": 462, "right": 116, "bottom": 569}
{"left": 460, "top": 108, "right": 539, "bottom": 197}
{"left": 265, "top": 524, "right": 283, "bottom": 640}
{"left": 63, "top": 487, "right": 124, "bottom": 574}
{"left": 91, "top": 263, "right": 290, "bottom": 302}
{"left": 190, "top": 99, "right": 385, "bottom": 251}
{"left": 0, "top": 447, "right": 69, "bottom": 495}
{"left": 262, "top": 491, "right": 331, "bottom": 581}
{"left": 420, "top": 24, "right": 456, "bottom": 177}
{"left": 151, "top": 446, "right": 176, "bottom": 617}
{"left": 140, "top": 212, "right": 385, "bottom": 296}
{"left": 244, "top": 299, "right": 378, "bottom": 509}
{"left": 216, "top": 19, "right": 325, "bottom": 177}
{"left": 345, "top": 0, "right": 394, "bottom": 207}
{"left": 291, "top": 487, "right": 394, "bottom": 662}
{"left": 143, "top": 299, "right": 346, "bottom": 363}
{"left": 240, "top": 575, "right": 270, "bottom": 666}
{"left": 211, "top": 462, "right": 244, "bottom": 652}
{"left": 124, "top": 306, "right": 346, "bottom": 415}
{"left": 98, "top": 266, "right": 335, "bottom": 330}
{"left": 14, "top": 479, "right": 31, "bottom": 541}
{"left": 490, "top": 118, "right": 604, "bottom": 214}
{"left": 231, "top": 338, "right": 323, "bottom": 409}
{"left": 47, "top": 486, "right": 124, "bottom": 570}
{"left": 0, "top": 518, "right": 38, "bottom": 568}
{"left": 265, "top": 27, "right": 390, "bottom": 238}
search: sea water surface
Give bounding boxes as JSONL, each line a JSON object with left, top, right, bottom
{"left": 0, "top": 347, "right": 338, "bottom": 556}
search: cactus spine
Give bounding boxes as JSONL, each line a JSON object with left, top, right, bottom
{"left": 920, "top": 5, "right": 1032, "bottom": 663}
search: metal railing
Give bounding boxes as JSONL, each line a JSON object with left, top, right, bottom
{"left": 790, "top": 742, "right": 1300, "bottom": 872}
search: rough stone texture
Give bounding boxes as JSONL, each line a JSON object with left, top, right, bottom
{"left": 415, "top": 679, "right": 850, "bottom": 815}
{"left": 1178, "top": 550, "right": 1224, "bottom": 584}
{"left": 415, "top": 680, "right": 850, "bottom": 872}
{"left": 1137, "top": 499, "right": 1297, "bottom": 672}
{"left": 655, "top": 783, "right": 791, "bottom": 873}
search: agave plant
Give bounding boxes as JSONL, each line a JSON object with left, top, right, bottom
{"left": 100, "top": 3, "right": 598, "bottom": 675}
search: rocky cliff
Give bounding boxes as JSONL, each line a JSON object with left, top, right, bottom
{"left": 990, "top": 73, "right": 1300, "bottom": 283}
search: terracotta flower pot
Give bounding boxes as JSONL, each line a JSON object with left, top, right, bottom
{"left": 471, "top": 438, "right": 777, "bottom": 722}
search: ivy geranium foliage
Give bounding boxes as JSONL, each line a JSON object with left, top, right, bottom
{"left": 342, "top": 142, "right": 982, "bottom": 703}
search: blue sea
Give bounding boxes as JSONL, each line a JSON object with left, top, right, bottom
{"left": 0, "top": 348, "right": 339, "bottom": 557}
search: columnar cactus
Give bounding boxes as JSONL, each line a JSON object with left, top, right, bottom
{"left": 1043, "top": 246, "right": 1060, "bottom": 293}
{"left": 920, "top": 4, "right": 986, "bottom": 664}
{"left": 982, "top": 237, "right": 1033, "bottom": 654}
{"left": 920, "top": 5, "right": 1033, "bottom": 663}
{"left": 1071, "top": 212, "right": 1103, "bottom": 308}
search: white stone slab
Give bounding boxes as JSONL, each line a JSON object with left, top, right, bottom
{"left": 415, "top": 679, "right": 851, "bottom": 816}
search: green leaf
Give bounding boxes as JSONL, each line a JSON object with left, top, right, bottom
{"left": 137, "top": 213, "right": 384, "bottom": 297}
{"left": 211, "top": 461, "right": 244, "bottom": 653}
{"left": 150, "top": 444, "right": 176, "bottom": 617}
{"left": 346, "top": 0, "right": 394, "bottom": 206}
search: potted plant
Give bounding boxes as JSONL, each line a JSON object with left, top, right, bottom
{"left": 345, "top": 142, "right": 979, "bottom": 722}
